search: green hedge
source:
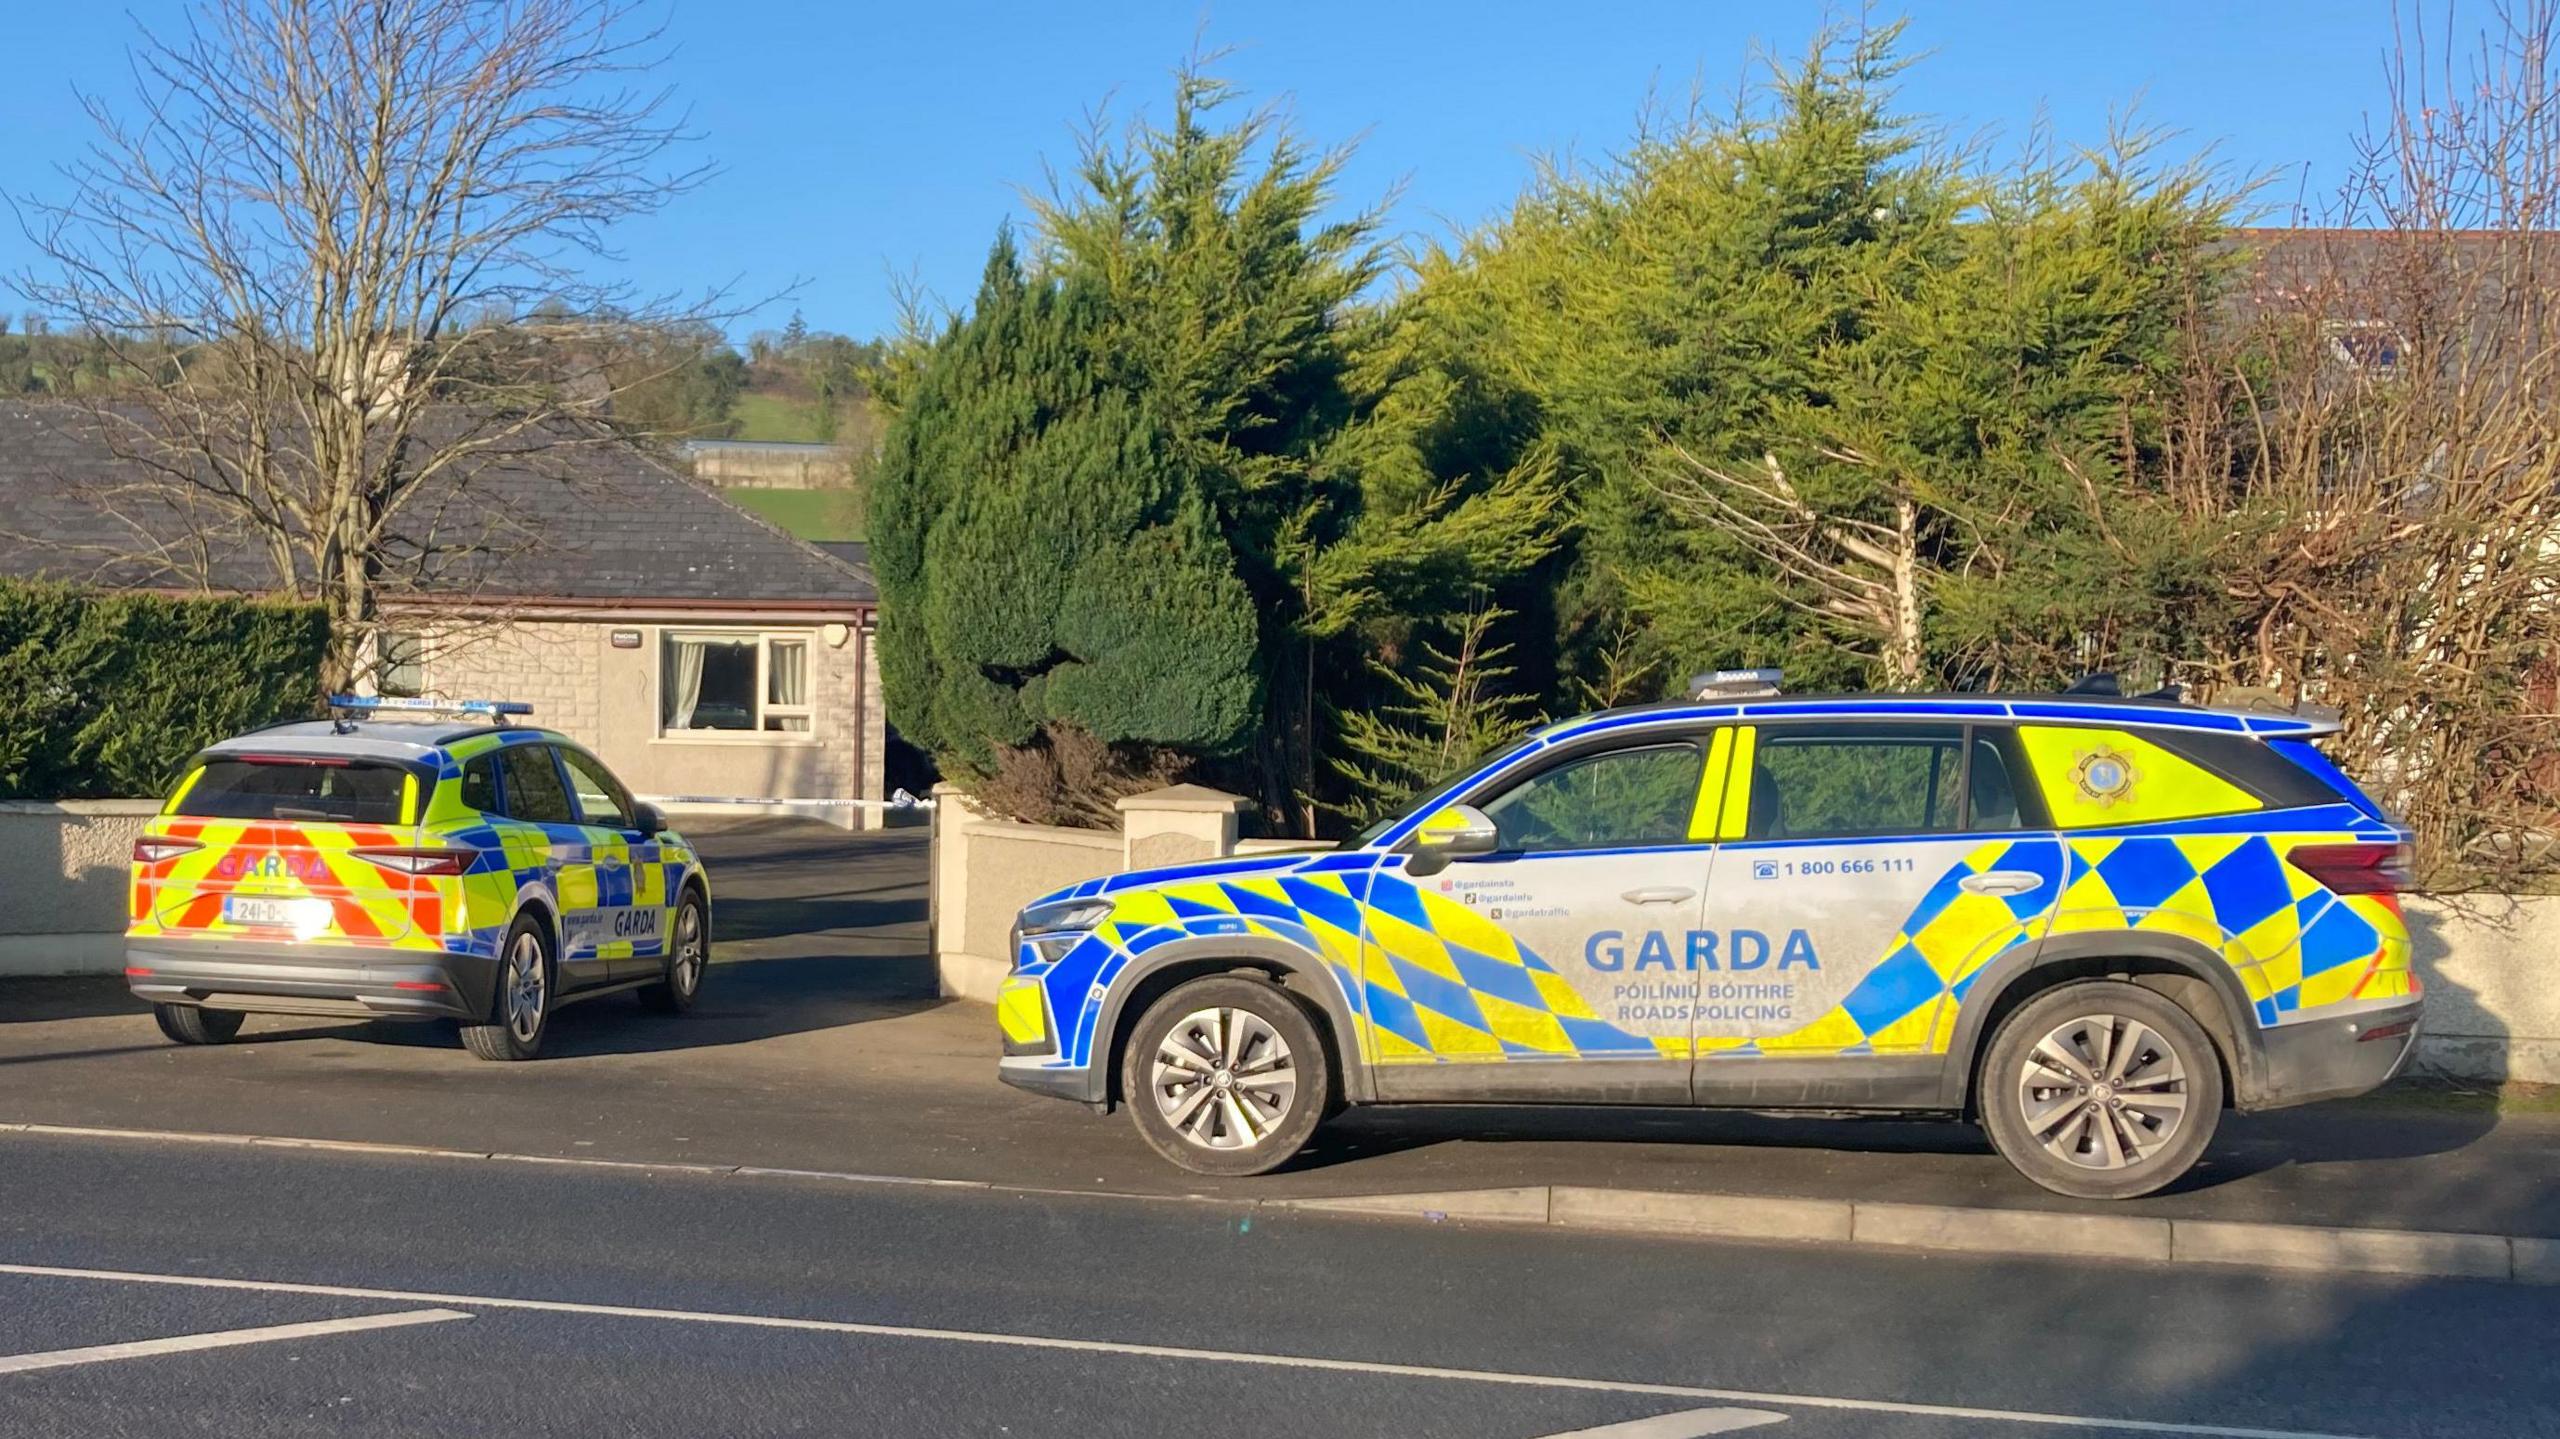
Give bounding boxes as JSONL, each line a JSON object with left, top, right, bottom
{"left": 0, "top": 582, "right": 331, "bottom": 800}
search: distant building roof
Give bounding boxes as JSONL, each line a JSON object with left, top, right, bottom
{"left": 674, "top": 439, "right": 845, "bottom": 457}
{"left": 2223, "top": 226, "right": 2558, "bottom": 320}
{"left": 0, "top": 402, "right": 875, "bottom": 611}
{"left": 812, "top": 540, "right": 871, "bottom": 576}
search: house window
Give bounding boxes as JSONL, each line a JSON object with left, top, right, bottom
{"left": 2328, "top": 321, "right": 2406, "bottom": 376}
{"left": 378, "top": 629, "right": 424, "bottom": 698}
{"left": 764, "top": 636, "right": 812, "bottom": 732}
{"left": 660, "top": 630, "right": 816, "bottom": 735}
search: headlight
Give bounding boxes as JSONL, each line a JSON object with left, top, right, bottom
{"left": 1020, "top": 933, "right": 1084, "bottom": 968}
{"left": 1018, "top": 898, "right": 1112, "bottom": 934}
{"left": 1011, "top": 897, "right": 1114, "bottom": 973}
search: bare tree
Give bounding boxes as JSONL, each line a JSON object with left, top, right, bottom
{"left": 14, "top": 0, "right": 722, "bottom": 687}
{"left": 2172, "top": 0, "right": 2560, "bottom": 880}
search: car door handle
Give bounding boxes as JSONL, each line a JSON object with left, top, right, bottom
{"left": 1961, "top": 870, "right": 2047, "bottom": 897}
{"left": 1620, "top": 886, "right": 1697, "bottom": 905}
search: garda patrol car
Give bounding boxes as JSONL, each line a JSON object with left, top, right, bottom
{"left": 126, "top": 698, "right": 711, "bottom": 1061}
{"left": 998, "top": 674, "right": 2421, "bottom": 1198}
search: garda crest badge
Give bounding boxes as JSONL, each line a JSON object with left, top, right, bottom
{"left": 2071, "top": 747, "right": 2138, "bottom": 807}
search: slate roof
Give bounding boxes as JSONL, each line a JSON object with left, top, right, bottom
{"left": 0, "top": 402, "right": 876, "bottom": 609}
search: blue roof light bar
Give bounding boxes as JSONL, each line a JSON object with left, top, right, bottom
{"left": 327, "top": 695, "right": 533, "bottom": 719}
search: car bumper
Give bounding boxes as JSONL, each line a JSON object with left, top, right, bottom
{"left": 2245, "top": 999, "right": 2425, "bottom": 1110}
{"left": 125, "top": 937, "right": 494, "bottom": 1023}
{"left": 998, "top": 1055, "right": 1105, "bottom": 1107}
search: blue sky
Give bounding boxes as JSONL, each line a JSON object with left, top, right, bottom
{"left": 0, "top": 2, "right": 2398, "bottom": 341}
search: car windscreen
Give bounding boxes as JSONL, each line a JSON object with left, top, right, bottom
{"left": 1352, "top": 733, "right": 1542, "bottom": 845}
{"left": 174, "top": 757, "right": 413, "bottom": 824}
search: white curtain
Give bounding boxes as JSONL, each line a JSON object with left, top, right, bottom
{"left": 669, "top": 638, "right": 707, "bottom": 729}
{"left": 768, "top": 640, "right": 806, "bottom": 708}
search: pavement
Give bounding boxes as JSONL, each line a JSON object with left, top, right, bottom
{"left": 2, "top": 1130, "right": 2554, "bottom": 1439}
{"left": 2, "top": 820, "right": 2554, "bottom": 1245}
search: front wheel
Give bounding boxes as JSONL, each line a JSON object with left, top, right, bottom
{"left": 461, "top": 917, "right": 554, "bottom": 1061}
{"left": 153, "top": 1003, "right": 244, "bottom": 1046}
{"left": 1980, "top": 979, "right": 2224, "bottom": 1200}
{"left": 1122, "top": 976, "right": 1332, "bottom": 1178}
{"left": 638, "top": 890, "right": 708, "bottom": 1014}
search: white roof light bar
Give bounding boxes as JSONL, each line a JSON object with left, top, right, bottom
{"left": 1690, "top": 668, "right": 1784, "bottom": 700}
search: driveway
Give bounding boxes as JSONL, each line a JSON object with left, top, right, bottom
{"left": 2, "top": 818, "right": 2556, "bottom": 1238}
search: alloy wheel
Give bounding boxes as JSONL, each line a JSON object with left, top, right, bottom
{"left": 1149, "top": 1006, "right": 1297, "bottom": 1151}
{"left": 673, "top": 902, "right": 705, "bottom": 996}
{"left": 505, "top": 931, "right": 547, "bottom": 1043}
{"left": 2014, "top": 1012, "right": 2191, "bottom": 1170}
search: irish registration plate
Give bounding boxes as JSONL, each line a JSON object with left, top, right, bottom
{"left": 224, "top": 896, "right": 325, "bottom": 929}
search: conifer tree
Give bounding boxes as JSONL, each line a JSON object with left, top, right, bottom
{"left": 871, "top": 233, "right": 1262, "bottom": 788}
{"left": 876, "top": 71, "right": 1558, "bottom": 827}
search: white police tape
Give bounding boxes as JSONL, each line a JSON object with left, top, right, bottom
{"left": 638, "top": 787, "right": 936, "bottom": 811}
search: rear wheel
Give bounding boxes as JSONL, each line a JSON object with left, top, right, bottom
{"left": 1980, "top": 979, "right": 2223, "bottom": 1200}
{"left": 153, "top": 1003, "right": 243, "bottom": 1046}
{"left": 1122, "top": 976, "right": 1331, "bottom": 1178}
{"left": 462, "top": 917, "right": 553, "bottom": 1061}
{"left": 638, "top": 890, "right": 708, "bottom": 1014}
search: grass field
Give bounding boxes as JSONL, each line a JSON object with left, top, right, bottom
{"left": 729, "top": 391, "right": 832, "bottom": 444}
{"left": 725, "top": 485, "right": 866, "bottom": 541}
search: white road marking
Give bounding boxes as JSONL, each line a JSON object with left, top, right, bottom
{"left": 0, "top": 1262, "right": 2370, "bottom": 1439}
{"left": 0, "top": 1308, "right": 470, "bottom": 1376}
{"left": 1534, "top": 1407, "right": 1790, "bottom": 1437}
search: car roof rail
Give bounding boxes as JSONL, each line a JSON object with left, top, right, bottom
{"left": 2059, "top": 672, "right": 2192, "bottom": 705}
{"left": 2210, "top": 686, "right": 2343, "bottom": 727}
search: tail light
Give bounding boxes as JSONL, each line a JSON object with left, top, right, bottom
{"left": 2287, "top": 842, "right": 2412, "bottom": 896}
{"left": 132, "top": 836, "right": 203, "bottom": 865}
{"left": 352, "top": 847, "right": 473, "bottom": 876}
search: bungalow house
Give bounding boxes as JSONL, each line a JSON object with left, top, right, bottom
{"left": 0, "top": 402, "right": 886, "bottom": 822}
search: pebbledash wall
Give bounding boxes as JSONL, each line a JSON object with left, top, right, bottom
{"left": 402, "top": 613, "right": 886, "bottom": 827}
{"left": 0, "top": 800, "right": 161, "bottom": 977}
{"left": 928, "top": 783, "right": 1322, "bottom": 1005}
{"left": 929, "top": 787, "right": 2560, "bottom": 1087}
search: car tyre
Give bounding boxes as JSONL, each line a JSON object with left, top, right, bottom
{"left": 153, "top": 1003, "right": 244, "bottom": 1046}
{"left": 1980, "top": 979, "right": 2224, "bottom": 1200}
{"left": 462, "top": 915, "right": 554, "bottom": 1062}
{"left": 1122, "top": 975, "right": 1332, "bottom": 1178}
{"left": 638, "top": 889, "right": 708, "bottom": 1014}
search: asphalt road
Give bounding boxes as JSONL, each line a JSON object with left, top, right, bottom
{"left": 1, "top": 1131, "right": 2553, "bottom": 1439}
{"left": 3, "top": 820, "right": 2554, "bottom": 1238}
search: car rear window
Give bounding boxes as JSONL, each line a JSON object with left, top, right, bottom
{"left": 2146, "top": 730, "right": 2357, "bottom": 810}
{"left": 174, "top": 758, "right": 411, "bottom": 824}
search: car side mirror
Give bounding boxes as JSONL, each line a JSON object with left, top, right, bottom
{"left": 631, "top": 801, "right": 668, "bottom": 836}
{"left": 1400, "top": 803, "right": 1499, "bottom": 874}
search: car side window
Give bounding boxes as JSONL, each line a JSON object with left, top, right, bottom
{"left": 496, "top": 745, "right": 575, "bottom": 825}
{"left": 558, "top": 750, "right": 633, "bottom": 829}
{"left": 1478, "top": 743, "right": 1703, "bottom": 854}
{"left": 1746, "top": 725, "right": 1964, "bottom": 841}
{"left": 1967, "top": 734, "right": 2025, "bottom": 831}
{"left": 459, "top": 754, "right": 502, "bottom": 816}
